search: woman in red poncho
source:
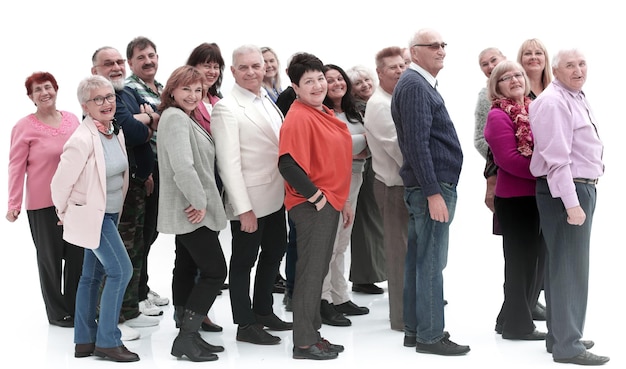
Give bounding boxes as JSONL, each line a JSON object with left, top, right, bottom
{"left": 278, "top": 52, "right": 352, "bottom": 361}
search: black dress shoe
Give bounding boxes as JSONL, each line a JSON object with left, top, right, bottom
{"left": 273, "top": 274, "right": 286, "bottom": 294}
{"left": 334, "top": 300, "right": 369, "bottom": 316}
{"left": 94, "top": 345, "right": 140, "bottom": 362}
{"left": 201, "top": 318, "right": 223, "bottom": 332}
{"left": 75, "top": 343, "right": 95, "bottom": 358}
{"left": 255, "top": 312, "right": 293, "bottom": 331}
{"left": 221, "top": 283, "right": 229, "bottom": 290}
{"left": 352, "top": 283, "right": 384, "bottom": 294}
{"left": 320, "top": 300, "right": 351, "bottom": 326}
{"left": 547, "top": 340, "right": 594, "bottom": 354}
{"left": 236, "top": 324, "right": 281, "bottom": 345}
{"left": 532, "top": 302, "right": 547, "bottom": 321}
{"left": 50, "top": 315, "right": 74, "bottom": 328}
{"left": 293, "top": 342, "right": 339, "bottom": 360}
{"left": 415, "top": 336, "right": 470, "bottom": 356}
{"left": 502, "top": 329, "right": 546, "bottom": 340}
{"left": 554, "top": 351, "right": 610, "bottom": 365}
{"left": 319, "top": 338, "right": 344, "bottom": 353}
{"left": 192, "top": 332, "right": 224, "bottom": 353}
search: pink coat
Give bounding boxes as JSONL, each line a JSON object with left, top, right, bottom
{"left": 51, "top": 116, "right": 129, "bottom": 249}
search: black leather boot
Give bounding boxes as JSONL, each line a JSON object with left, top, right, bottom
{"left": 171, "top": 309, "right": 219, "bottom": 361}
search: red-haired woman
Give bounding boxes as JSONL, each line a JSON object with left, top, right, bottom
{"left": 6, "top": 72, "right": 82, "bottom": 328}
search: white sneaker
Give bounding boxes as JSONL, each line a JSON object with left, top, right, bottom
{"left": 147, "top": 289, "right": 170, "bottom": 306}
{"left": 125, "top": 313, "right": 160, "bottom": 328}
{"left": 118, "top": 323, "right": 140, "bottom": 341}
{"left": 139, "top": 299, "right": 163, "bottom": 316}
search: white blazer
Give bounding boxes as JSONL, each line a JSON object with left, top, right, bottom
{"left": 211, "top": 84, "right": 285, "bottom": 219}
{"left": 51, "top": 116, "right": 129, "bottom": 249}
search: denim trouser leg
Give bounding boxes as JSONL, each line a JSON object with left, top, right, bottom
{"left": 74, "top": 213, "right": 133, "bottom": 348}
{"left": 402, "top": 184, "right": 457, "bottom": 343}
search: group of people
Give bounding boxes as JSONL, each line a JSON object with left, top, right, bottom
{"left": 7, "top": 29, "right": 608, "bottom": 365}
{"left": 473, "top": 38, "right": 608, "bottom": 365}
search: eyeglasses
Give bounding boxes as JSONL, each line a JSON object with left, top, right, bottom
{"left": 96, "top": 59, "right": 126, "bottom": 68}
{"left": 413, "top": 42, "right": 447, "bottom": 50}
{"left": 498, "top": 72, "right": 524, "bottom": 83}
{"left": 87, "top": 93, "right": 116, "bottom": 106}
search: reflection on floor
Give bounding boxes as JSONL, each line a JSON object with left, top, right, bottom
{"left": 3, "top": 221, "right": 619, "bottom": 369}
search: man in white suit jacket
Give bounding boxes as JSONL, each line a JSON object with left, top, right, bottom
{"left": 211, "top": 45, "right": 291, "bottom": 346}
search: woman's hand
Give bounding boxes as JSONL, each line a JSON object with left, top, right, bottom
{"left": 341, "top": 201, "right": 353, "bottom": 228}
{"left": 184, "top": 205, "right": 206, "bottom": 224}
{"left": 6, "top": 209, "right": 19, "bottom": 222}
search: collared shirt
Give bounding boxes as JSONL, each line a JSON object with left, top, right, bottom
{"left": 234, "top": 84, "right": 283, "bottom": 138}
{"left": 125, "top": 74, "right": 163, "bottom": 109}
{"left": 529, "top": 79, "right": 604, "bottom": 208}
{"left": 409, "top": 62, "right": 437, "bottom": 89}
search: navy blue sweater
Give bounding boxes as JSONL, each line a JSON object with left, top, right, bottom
{"left": 391, "top": 69, "right": 462, "bottom": 196}
{"left": 115, "top": 87, "right": 155, "bottom": 182}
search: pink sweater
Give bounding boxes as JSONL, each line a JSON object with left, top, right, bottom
{"left": 484, "top": 108, "right": 536, "bottom": 198}
{"left": 8, "top": 111, "right": 80, "bottom": 211}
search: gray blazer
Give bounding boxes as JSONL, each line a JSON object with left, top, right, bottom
{"left": 156, "top": 107, "right": 226, "bottom": 235}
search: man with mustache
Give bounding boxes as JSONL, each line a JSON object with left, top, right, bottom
{"left": 91, "top": 46, "right": 160, "bottom": 340}
{"left": 125, "top": 37, "right": 168, "bottom": 318}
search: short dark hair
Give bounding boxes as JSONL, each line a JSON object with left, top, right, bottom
{"left": 126, "top": 36, "right": 157, "bottom": 59}
{"left": 286, "top": 52, "right": 324, "bottom": 87}
{"left": 25, "top": 72, "right": 58, "bottom": 95}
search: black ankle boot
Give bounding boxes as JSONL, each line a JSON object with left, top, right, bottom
{"left": 171, "top": 309, "right": 219, "bottom": 361}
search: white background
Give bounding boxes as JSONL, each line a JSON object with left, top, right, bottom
{"left": 0, "top": 0, "right": 623, "bottom": 366}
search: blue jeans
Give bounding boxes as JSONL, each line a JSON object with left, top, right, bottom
{"left": 403, "top": 183, "right": 457, "bottom": 343}
{"left": 74, "top": 213, "right": 133, "bottom": 348}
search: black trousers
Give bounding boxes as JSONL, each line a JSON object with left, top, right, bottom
{"left": 228, "top": 207, "right": 287, "bottom": 325}
{"left": 27, "top": 206, "right": 83, "bottom": 321}
{"left": 172, "top": 226, "right": 226, "bottom": 315}
{"left": 494, "top": 195, "right": 545, "bottom": 335}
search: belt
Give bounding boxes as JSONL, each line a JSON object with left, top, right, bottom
{"left": 537, "top": 176, "right": 598, "bottom": 185}
{"left": 573, "top": 178, "right": 598, "bottom": 185}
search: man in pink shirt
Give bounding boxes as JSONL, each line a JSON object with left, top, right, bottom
{"left": 529, "top": 48, "right": 608, "bottom": 366}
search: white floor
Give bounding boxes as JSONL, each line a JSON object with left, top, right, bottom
{"left": 2, "top": 207, "right": 622, "bottom": 368}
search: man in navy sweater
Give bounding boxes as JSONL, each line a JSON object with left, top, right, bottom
{"left": 391, "top": 28, "right": 469, "bottom": 356}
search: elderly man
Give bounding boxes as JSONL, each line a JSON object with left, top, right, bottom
{"left": 530, "top": 49, "right": 609, "bottom": 366}
{"left": 91, "top": 46, "right": 160, "bottom": 339}
{"left": 391, "top": 29, "right": 469, "bottom": 356}
{"left": 124, "top": 36, "right": 168, "bottom": 317}
{"left": 211, "top": 44, "right": 291, "bottom": 346}
{"left": 363, "top": 46, "right": 407, "bottom": 332}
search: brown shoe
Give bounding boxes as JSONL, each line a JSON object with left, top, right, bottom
{"left": 75, "top": 343, "right": 95, "bottom": 358}
{"left": 94, "top": 345, "right": 140, "bottom": 362}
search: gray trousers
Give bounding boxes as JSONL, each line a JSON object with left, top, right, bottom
{"left": 536, "top": 178, "right": 595, "bottom": 360}
{"left": 290, "top": 202, "right": 340, "bottom": 347}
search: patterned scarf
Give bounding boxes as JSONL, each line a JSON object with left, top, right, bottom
{"left": 93, "top": 118, "right": 118, "bottom": 139}
{"left": 492, "top": 97, "right": 533, "bottom": 157}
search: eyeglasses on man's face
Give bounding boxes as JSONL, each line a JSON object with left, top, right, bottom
{"left": 87, "top": 93, "right": 116, "bottom": 106}
{"left": 97, "top": 59, "right": 126, "bottom": 68}
{"left": 413, "top": 42, "right": 447, "bottom": 51}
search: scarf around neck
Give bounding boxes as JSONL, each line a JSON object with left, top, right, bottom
{"left": 492, "top": 97, "right": 533, "bottom": 157}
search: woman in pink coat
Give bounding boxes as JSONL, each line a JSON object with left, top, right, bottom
{"left": 51, "top": 75, "right": 137, "bottom": 362}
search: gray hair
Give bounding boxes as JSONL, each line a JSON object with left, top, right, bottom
{"left": 77, "top": 75, "right": 114, "bottom": 104}
{"left": 232, "top": 44, "right": 263, "bottom": 66}
{"left": 552, "top": 48, "right": 584, "bottom": 69}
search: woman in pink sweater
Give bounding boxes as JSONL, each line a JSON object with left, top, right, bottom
{"left": 484, "top": 61, "right": 546, "bottom": 341}
{"left": 6, "top": 72, "right": 82, "bottom": 327}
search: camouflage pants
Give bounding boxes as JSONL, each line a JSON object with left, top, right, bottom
{"left": 118, "top": 180, "right": 146, "bottom": 321}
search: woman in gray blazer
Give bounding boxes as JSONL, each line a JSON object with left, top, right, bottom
{"left": 156, "top": 66, "right": 227, "bottom": 362}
